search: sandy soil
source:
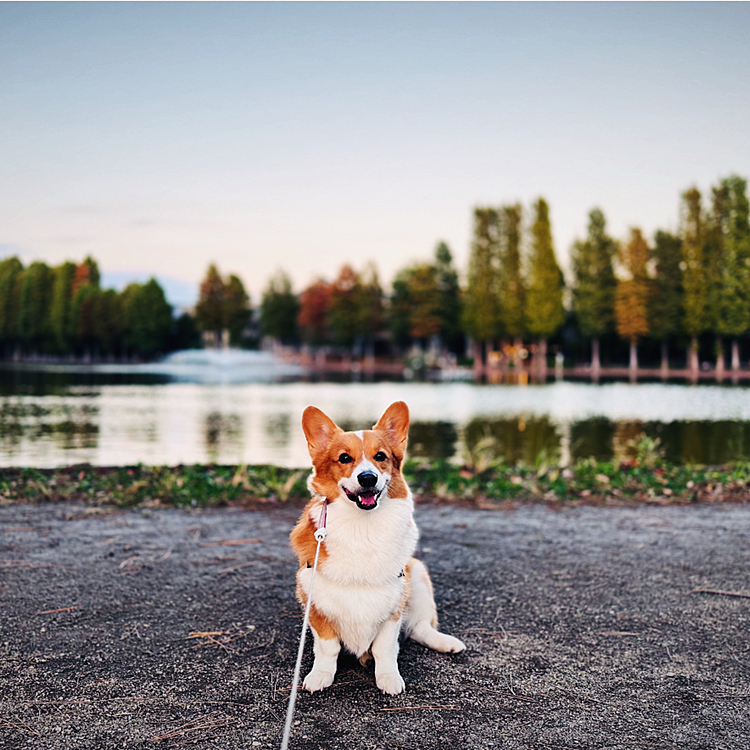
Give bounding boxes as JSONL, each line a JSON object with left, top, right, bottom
{"left": 1, "top": 501, "right": 749, "bottom": 750}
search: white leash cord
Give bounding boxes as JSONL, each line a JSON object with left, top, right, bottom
{"left": 280, "top": 503, "right": 328, "bottom": 750}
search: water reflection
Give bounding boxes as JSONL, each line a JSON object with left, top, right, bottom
{"left": 0, "top": 366, "right": 168, "bottom": 396}
{"left": 570, "top": 418, "right": 750, "bottom": 465}
{"left": 204, "top": 412, "right": 244, "bottom": 463}
{"left": 463, "top": 416, "right": 561, "bottom": 466}
{"left": 570, "top": 418, "right": 615, "bottom": 462}
{"left": 639, "top": 420, "right": 750, "bottom": 465}
{"left": 409, "top": 422, "right": 458, "bottom": 460}
{"left": 455, "top": 416, "right": 750, "bottom": 467}
{"left": 263, "top": 413, "right": 292, "bottom": 448}
{"left": 0, "top": 399, "right": 99, "bottom": 457}
{"left": 1, "top": 376, "right": 750, "bottom": 468}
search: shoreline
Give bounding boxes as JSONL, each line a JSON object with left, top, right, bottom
{"left": 3, "top": 355, "right": 750, "bottom": 385}
{"left": 2, "top": 459, "right": 749, "bottom": 509}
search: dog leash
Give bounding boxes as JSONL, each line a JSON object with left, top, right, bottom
{"left": 280, "top": 498, "right": 328, "bottom": 750}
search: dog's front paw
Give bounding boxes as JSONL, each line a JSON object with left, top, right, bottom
{"left": 303, "top": 669, "right": 335, "bottom": 692}
{"left": 376, "top": 671, "right": 405, "bottom": 695}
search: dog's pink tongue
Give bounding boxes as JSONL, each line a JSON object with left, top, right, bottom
{"left": 359, "top": 492, "right": 377, "bottom": 506}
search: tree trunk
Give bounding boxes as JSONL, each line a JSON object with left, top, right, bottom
{"left": 514, "top": 337, "right": 525, "bottom": 383}
{"left": 485, "top": 340, "right": 494, "bottom": 372}
{"left": 731, "top": 339, "right": 740, "bottom": 372}
{"left": 660, "top": 341, "right": 669, "bottom": 381}
{"left": 591, "top": 338, "right": 601, "bottom": 383}
{"left": 629, "top": 340, "right": 638, "bottom": 383}
{"left": 555, "top": 350, "right": 564, "bottom": 380}
{"left": 537, "top": 338, "right": 548, "bottom": 382}
{"left": 364, "top": 337, "right": 375, "bottom": 373}
{"left": 688, "top": 336, "right": 699, "bottom": 384}
{"left": 500, "top": 338, "right": 510, "bottom": 378}
{"left": 473, "top": 340, "right": 483, "bottom": 380}
{"left": 716, "top": 337, "right": 724, "bottom": 383}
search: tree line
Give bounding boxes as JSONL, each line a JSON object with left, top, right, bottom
{"left": 255, "top": 174, "right": 750, "bottom": 376}
{"left": 2, "top": 173, "right": 747, "bottom": 372}
{"left": 571, "top": 174, "right": 750, "bottom": 378}
{"left": 0, "top": 256, "right": 194, "bottom": 359}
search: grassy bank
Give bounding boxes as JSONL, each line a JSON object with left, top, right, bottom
{"left": 2, "top": 456, "right": 750, "bottom": 508}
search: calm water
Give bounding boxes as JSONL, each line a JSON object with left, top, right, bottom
{"left": 2, "top": 355, "right": 750, "bottom": 468}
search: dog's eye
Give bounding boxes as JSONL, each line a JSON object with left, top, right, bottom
{"left": 338, "top": 453, "right": 353, "bottom": 464}
{"left": 374, "top": 451, "right": 387, "bottom": 462}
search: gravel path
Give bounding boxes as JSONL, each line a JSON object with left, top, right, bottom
{"left": 1, "top": 501, "right": 749, "bottom": 749}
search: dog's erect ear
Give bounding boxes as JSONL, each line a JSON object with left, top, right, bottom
{"left": 374, "top": 401, "right": 409, "bottom": 459}
{"left": 302, "top": 406, "right": 341, "bottom": 459}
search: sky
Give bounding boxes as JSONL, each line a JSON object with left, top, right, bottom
{"left": 1, "top": 2, "right": 749, "bottom": 309}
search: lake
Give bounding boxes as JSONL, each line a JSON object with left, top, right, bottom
{"left": 2, "top": 352, "right": 750, "bottom": 468}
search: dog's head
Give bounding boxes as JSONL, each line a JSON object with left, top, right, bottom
{"left": 301, "top": 401, "right": 410, "bottom": 510}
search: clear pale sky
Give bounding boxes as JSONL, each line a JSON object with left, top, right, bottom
{"left": 1, "top": 2, "right": 749, "bottom": 307}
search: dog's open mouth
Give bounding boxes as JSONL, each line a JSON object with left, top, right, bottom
{"left": 344, "top": 488, "right": 382, "bottom": 510}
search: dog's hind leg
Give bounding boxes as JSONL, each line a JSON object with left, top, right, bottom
{"left": 403, "top": 559, "right": 466, "bottom": 653}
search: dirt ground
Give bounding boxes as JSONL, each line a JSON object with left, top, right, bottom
{"left": 1, "top": 500, "right": 749, "bottom": 750}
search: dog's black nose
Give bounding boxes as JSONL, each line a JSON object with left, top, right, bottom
{"left": 358, "top": 471, "right": 378, "bottom": 488}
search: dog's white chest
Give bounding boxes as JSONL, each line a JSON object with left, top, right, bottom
{"left": 319, "top": 495, "right": 418, "bottom": 585}
{"left": 300, "top": 495, "right": 419, "bottom": 656}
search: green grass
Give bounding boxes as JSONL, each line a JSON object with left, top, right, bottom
{"left": 404, "top": 457, "right": 750, "bottom": 505}
{"left": 1, "top": 456, "right": 750, "bottom": 508}
{"left": 0, "top": 464, "right": 308, "bottom": 508}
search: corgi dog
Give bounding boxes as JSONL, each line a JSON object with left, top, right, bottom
{"left": 290, "top": 401, "right": 465, "bottom": 695}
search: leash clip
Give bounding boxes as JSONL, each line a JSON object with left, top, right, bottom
{"left": 314, "top": 498, "right": 329, "bottom": 543}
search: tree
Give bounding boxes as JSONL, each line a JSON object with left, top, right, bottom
{"left": 67, "top": 256, "right": 101, "bottom": 354}
{"left": 168, "top": 312, "right": 201, "bottom": 351}
{"left": 525, "top": 198, "right": 565, "bottom": 376}
{"left": 462, "top": 208, "right": 502, "bottom": 366}
{"left": 71, "top": 256, "right": 100, "bottom": 297}
{"left": 297, "top": 279, "right": 332, "bottom": 346}
{"left": 725, "top": 176, "right": 750, "bottom": 371}
{"left": 327, "top": 265, "right": 361, "bottom": 348}
{"left": 498, "top": 204, "right": 525, "bottom": 343}
{"left": 92, "top": 289, "right": 125, "bottom": 356}
{"left": 571, "top": 208, "right": 618, "bottom": 376}
{"left": 194, "top": 265, "right": 251, "bottom": 348}
{"left": 388, "top": 269, "right": 413, "bottom": 351}
{"left": 649, "top": 230, "right": 683, "bottom": 375}
{"left": 195, "top": 264, "right": 226, "bottom": 347}
{"left": 224, "top": 274, "right": 251, "bottom": 347}
{"left": 434, "top": 242, "right": 462, "bottom": 354}
{"left": 709, "top": 176, "right": 750, "bottom": 374}
{"left": 353, "top": 262, "right": 384, "bottom": 360}
{"left": 17, "top": 261, "right": 54, "bottom": 354}
{"left": 406, "top": 263, "right": 442, "bottom": 341}
{"left": 325, "top": 263, "right": 385, "bottom": 356}
{"left": 70, "top": 283, "right": 99, "bottom": 356}
{"left": 122, "top": 279, "right": 173, "bottom": 358}
{"left": 259, "top": 270, "right": 299, "bottom": 345}
{"left": 49, "top": 262, "right": 76, "bottom": 354}
{"left": 0, "top": 257, "right": 23, "bottom": 354}
{"left": 615, "top": 228, "right": 651, "bottom": 377}
{"left": 681, "top": 187, "right": 708, "bottom": 380}
{"left": 389, "top": 245, "right": 459, "bottom": 356}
